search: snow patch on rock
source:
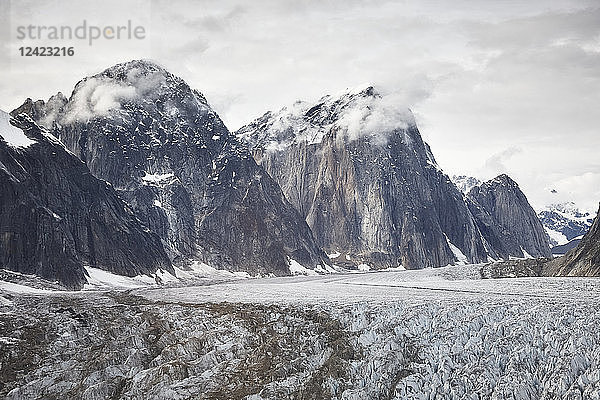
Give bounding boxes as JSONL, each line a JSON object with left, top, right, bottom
{"left": 141, "top": 172, "right": 175, "bottom": 185}
{"left": 289, "top": 259, "right": 318, "bottom": 276}
{"left": 0, "top": 110, "right": 35, "bottom": 148}
{"left": 545, "top": 226, "right": 569, "bottom": 246}
{"left": 83, "top": 267, "right": 159, "bottom": 289}
{"left": 357, "top": 263, "right": 371, "bottom": 272}
{"left": 444, "top": 233, "right": 468, "bottom": 265}
{"left": 0, "top": 281, "right": 55, "bottom": 294}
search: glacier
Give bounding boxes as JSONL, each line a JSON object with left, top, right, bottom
{"left": 1, "top": 264, "right": 600, "bottom": 399}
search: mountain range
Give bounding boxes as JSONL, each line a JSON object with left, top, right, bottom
{"left": 0, "top": 60, "right": 563, "bottom": 287}
{"left": 538, "top": 202, "right": 594, "bottom": 254}
{"left": 545, "top": 203, "right": 600, "bottom": 276}
{"left": 237, "top": 88, "right": 550, "bottom": 269}
{"left": 9, "top": 61, "right": 330, "bottom": 284}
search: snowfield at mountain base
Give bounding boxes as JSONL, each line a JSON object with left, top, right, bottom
{"left": 2, "top": 264, "right": 600, "bottom": 399}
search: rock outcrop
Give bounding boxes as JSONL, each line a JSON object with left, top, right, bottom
{"left": 545, "top": 203, "right": 600, "bottom": 276}
{"left": 237, "top": 87, "right": 491, "bottom": 269}
{"left": 0, "top": 112, "right": 172, "bottom": 288}
{"left": 549, "top": 238, "right": 582, "bottom": 255}
{"left": 466, "top": 174, "right": 552, "bottom": 259}
{"left": 19, "top": 60, "right": 328, "bottom": 276}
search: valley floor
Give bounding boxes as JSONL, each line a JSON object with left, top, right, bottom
{"left": 1, "top": 264, "right": 600, "bottom": 399}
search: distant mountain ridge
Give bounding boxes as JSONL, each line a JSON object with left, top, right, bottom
{"left": 538, "top": 202, "right": 594, "bottom": 249}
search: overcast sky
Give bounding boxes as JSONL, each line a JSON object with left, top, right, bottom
{"left": 1, "top": 0, "right": 599, "bottom": 211}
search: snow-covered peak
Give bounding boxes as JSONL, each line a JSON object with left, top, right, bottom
{"left": 489, "top": 174, "right": 518, "bottom": 187}
{"left": 0, "top": 110, "right": 35, "bottom": 148}
{"left": 236, "top": 85, "right": 416, "bottom": 151}
{"left": 97, "top": 60, "right": 191, "bottom": 96}
{"left": 538, "top": 201, "right": 595, "bottom": 247}
{"left": 61, "top": 60, "right": 211, "bottom": 124}
{"left": 102, "top": 59, "right": 166, "bottom": 75}
{"left": 542, "top": 201, "right": 593, "bottom": 219}
{"left": 451, "top": 175, "right": 482, "bottom": 194}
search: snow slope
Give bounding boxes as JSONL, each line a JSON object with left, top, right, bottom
{"left": 0, "top": 110, "right": 35, "bottom": 147}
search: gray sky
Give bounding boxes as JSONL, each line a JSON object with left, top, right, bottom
{"left": 1, "top": 0, "right": 599, "bottom": 211}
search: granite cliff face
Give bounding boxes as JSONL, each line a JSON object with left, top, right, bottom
{"left": 0, "top": 112, "right": 171, "bottom": 288}
{"left": 466, "top": 175, "right": 551, "bottom": 259}
{"left": 237, "top": 87, "right": 492, "bottom": 269}
{"left": 545, "top": 204, "right": 600, "bottom": 276}
{"left": 20, "top": 60, "right": 327, "bottom": 276}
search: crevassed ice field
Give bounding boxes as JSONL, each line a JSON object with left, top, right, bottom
{"left": 1, "top": 264, "right": 600, "bottom": 399}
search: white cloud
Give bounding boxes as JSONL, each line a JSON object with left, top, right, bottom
{"left": 550, "top": 172, "right": 600, "bottom": 213}
{"left": 336, "top": 91, "right": 414, "bottom": 144}
{"left": 63, "top": 68, "right": 166, "bottom": 122}
{"left": 63, "top": 77, "right": 135, "bottom": 122}
{"left": 483, "top": 147, "right": 523, "bottom": 174}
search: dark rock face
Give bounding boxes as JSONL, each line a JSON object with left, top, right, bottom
{"left": 23, "top": 60, "right": 327, "bottom": 275}
{"left": 545, "top": 204, "right": 600, "bottom": 276}
{"left": 550, "top": 238, "right": 582, "bottom": 255}
{"left": 11, "top": 93, "right": 68, "bottom": 133}
{"left": 0, "top": 113, "right": 171, "bottom": 289}
{"left": 237, "top": 87, "right": 491, "bottom": 269}
{"left": 467, "top": 175, "right": 552, "bottom": 259}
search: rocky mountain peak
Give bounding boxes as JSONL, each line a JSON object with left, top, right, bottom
{"left": 12, "top": 61, "right": 329, "bottom": 276}
{"left": 13, "top": 61, "right": 232, "bottom": 192}
{"left": 466, "top": 174, "right": 552, "bottom": 259}
{"left": 101, "top": 59, "right": 168, "bottom": 76}
{"left": 488, "top": 173, "right": 517, "bottom": 187}
{"left": 237, "top": 85, "right": 416, "bottom": 153}
{"left": 468, "top": 174, "right": 522, "bottom": 198}
{"left": 87, "top": 60, "right": 179, "bottom": 92}
{"left": 60, "top": 60, "right": 214, "bottom": 129}
{"left": 237, "top": 89, "right": 492, "bottom": 269}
